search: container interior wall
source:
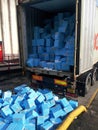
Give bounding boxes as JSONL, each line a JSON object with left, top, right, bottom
{"left": 24, "top": 0, "right": 76, "bottom": 73}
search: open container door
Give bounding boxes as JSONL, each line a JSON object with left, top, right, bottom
{"left": 18, "top": 0, "right": 77, "bottom": 76}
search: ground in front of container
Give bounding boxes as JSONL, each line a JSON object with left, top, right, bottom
{"left": 0, "top": 76, "right": 98, "bottom": 130}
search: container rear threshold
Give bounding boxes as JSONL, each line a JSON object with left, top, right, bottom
{"left": 18, "top": 0, "right": 98, "bottom": 97}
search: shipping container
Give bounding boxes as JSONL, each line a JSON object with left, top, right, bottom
{"left": 17, "top": 0, "right": 98, "bottom": 96}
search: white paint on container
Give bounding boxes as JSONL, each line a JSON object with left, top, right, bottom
{"left": 0, "top": 0, "right": 19, "bottom": 59}
{"left": 79, "top": 0, "right": 96, "bottom": 74}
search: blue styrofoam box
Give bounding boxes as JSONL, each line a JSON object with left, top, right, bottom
{"left": 1, "top": 105, "right": 13, "bottom": 117}
{"left": 43, "top": 53, "right": 50, "bottom": 61}
{"left": 46, "top": 38, "right": 54, "bottom": 47}
{"left": 7, "top": 123, "right": 24, "bottom": 130}
{"left": 28, "top": 90, "right": 38, "bottom": 100}
{"left": 32, "top": 46, "right": 37, "bottom": 54}
{"left": 4, "top": 115, "right": 13, "bottom": 124}
{"left": 40, "top": 33, "right": 47, "bottom": 39}
{"left": 65, "top": 50, "right": 74, "bottom": 57}
{"left": 6, "top": 123, "right": 17, "bottom": 130}
{"left": 28, "top": 54, "right": 38, "bottom": 58}
{"left": 55, "top": 56, "right": 61, "bottom": 62}
{"left": 47, "top": 62, "right": 54, "bottom": 69}
{"left": 59, "top": 98, "right": 69, "bottom": 108}
{"left": 50, "top": 54, "right": 55, "bottom": 62}
{"left": 0, "top": 103, "right": 2, "bottom": 108}
{"left": 14, "top": 84, "right": 27, "bottom": 93}
{"left": 0, "top": 90, "right": 2, "bottom": 96}
{"left": 40, "top": 103, "right": 49, "bottom": 116}
{"left": 66, "top": 56, "right": 74, "bottom": 65}
{"left": 40, "top": 28, "right": 44, "bottom": 33}
{"left": 46, "top": 47, "right": 51, "bottom": 53}
{"left": 11, "top": 102, "right": 22, "bottom": 113}
{"left": 50, "top": 117, "right": 62, "bottom": 125}
{"left": 54, "top": 48, "right": 61, "bottom": 56}
{"left": 14, "top": 124, "right": 24, "bottom": 130}
{"left": 50, "top": 104, "right": 63, "bottom": 118}
{"left": 54, "top": 39, "right": 64, "bottom": 48}
{"left": 26, "top": 58, "right": 34, "bottom": 67}
{"left": 40, "top": 121, "right": 53, "bottom": 130}
{"left": 13, "top": 113, "right": 25, "bottom": 124}
{"left": 39, "top": 54, "right": 45, "bottom": 61}
{"left": 55, "top": 61, "right": 61, "bottom": 71}
{"left": 0, "top": 121, "right": 7, "bottom": 130}
{"left": 32, "top": 40, "right": 37, "bottom": 46}
{"left": 58, "top": 13, "right": 63, "bottom": 20}
{"left": 2, "top": 98, "right": 13, "bottom": 107}
{"left": 36, "top": 94, "right": 45, "bottom": 104}
{"left": 3, "top": 91, "right": 12, "bottom": 99}
{"left": 37, "top": 116, "right": 45, "bottom": 125}
{"left": 39, "top": 61, "right": 47, "bottom": 68}
{"left": 22, "top": 98, "right": 36, "bottom": 109}
{"left": 43, "top": 90, "right": 53, "bottom": 101}
{"left": 14, "top": 95, "right": 25, "bottom": 104}
{"left": 24, "top": 123, "right": 35, "bottom": 130}
{"left": 64, "top": 105, "right": 73, "bottom": 114}
{"left": 65, "top": 42, "right": 74, "bottom": 50}
{"left": 55, "top": 32, "right": 65, "bottom": 40}
{"left": 20, "top": 86, "right": 31, "bottom": 94}
{"left": 58, "top": 21, "right": 68, "bottom": 33}
{"left": 61, "top": 58, "right": 66, "bottom": 62}
{"left": 33, "top": 58, "right": 40, "bottom": 67}
{"left": 61, "top": 62, "right": 70, "bottom": 71}
{"left": 34, "top": 27, "right": 40, "bottom": 39}
{"left": 37, "top": 39, "right": 45, "bottom": 46}
{"left": 59, "top": 48, "right": 66, "bottom": 56}
{"left": 38, "top": 46, "right": 44, "bottom": 54}
{"left": 47, "top": 99, "right": 55, "bottom": 108}
{"left": 69, "top": 100, "right": 78, "bottom": 109}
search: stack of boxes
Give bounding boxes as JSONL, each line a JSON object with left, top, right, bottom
{"left": 27, "top": 12, "right": 75, "bottom": 71}
{"left": 0, "top": 84, "right": 78, "bottom": 130}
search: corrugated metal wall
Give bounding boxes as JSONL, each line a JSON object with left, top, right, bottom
{"left": 0, "top": 0, "right": 19, "bottom": 60}
{"left": 79, "top": 0, "right": 96, "bottom": 74}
